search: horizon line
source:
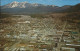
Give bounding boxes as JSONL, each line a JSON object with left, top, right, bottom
{"left": 1, "top": 1, "right": 80, "bottom": 7}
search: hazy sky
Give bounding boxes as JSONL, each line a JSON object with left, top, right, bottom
{"left": 1, "top": 0, "right": 80, "bottom": 6}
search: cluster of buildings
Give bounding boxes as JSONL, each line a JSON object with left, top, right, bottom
{"left": 0, "top": 15, "right": 80, "bottom": 51}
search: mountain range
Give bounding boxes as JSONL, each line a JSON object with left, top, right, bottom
{"left": 1, "top": 1, "right": 80, "bottom": 14}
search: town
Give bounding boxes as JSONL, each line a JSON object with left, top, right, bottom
{"left": 0, "top": 13, "right": 80, "bottom": 51}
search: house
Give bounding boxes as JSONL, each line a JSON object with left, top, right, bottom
{"left": 61, "top": 47, "right": 75, "bottom": 51}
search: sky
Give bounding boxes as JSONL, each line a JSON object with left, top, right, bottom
{"left": 1, "top": 0, "right": 80, "bottom": 6}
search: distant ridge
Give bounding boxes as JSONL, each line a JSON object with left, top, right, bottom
{"left": 1, "top": 1, "right": 80, "bottom": 14}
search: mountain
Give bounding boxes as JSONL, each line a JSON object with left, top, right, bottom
{"left": 1, "top": 1, "right": 48, "bottom": 8}
{"left": 67, "top": 3, "right": 80, "bottom": 12}
{"left": 1, "top": 1, "right": 71, "bottom": 14}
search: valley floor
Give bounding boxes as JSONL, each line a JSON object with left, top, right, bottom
{"left": 0, "top": 13, "right": 80, "bottom": 51}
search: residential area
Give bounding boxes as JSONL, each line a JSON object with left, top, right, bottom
{"left": 0, "top": 13, "right": 80, "bottom": 51}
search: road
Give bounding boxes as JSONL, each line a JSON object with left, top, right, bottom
{"left": 8, "top": 40, "right": 21, "bottom": 51}
{"left": 56, "top": 19, "right": 67, "bottom": 51}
